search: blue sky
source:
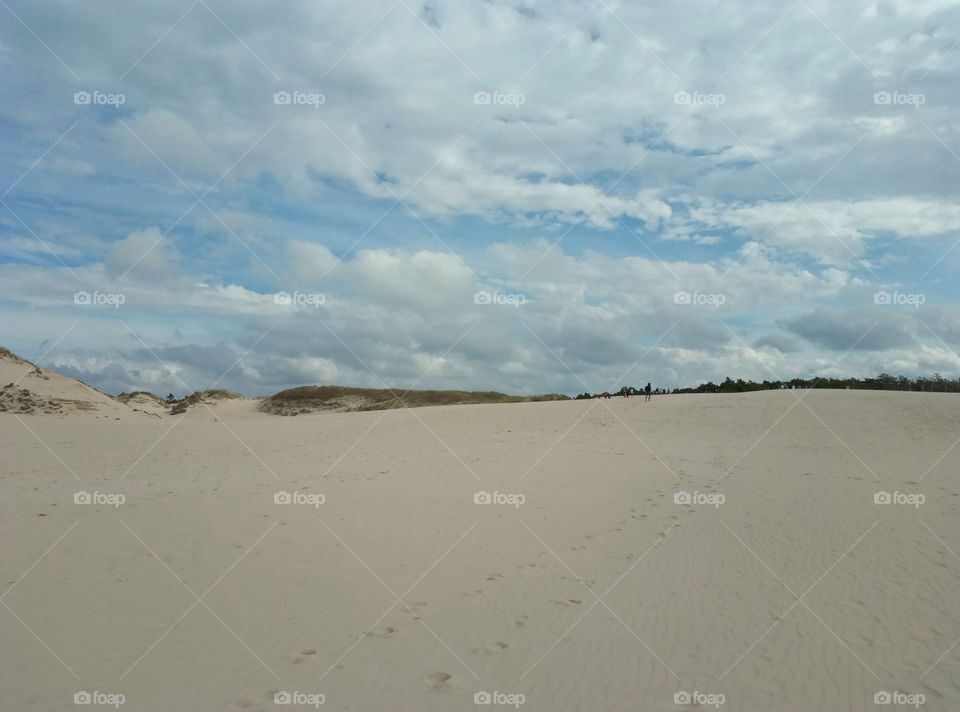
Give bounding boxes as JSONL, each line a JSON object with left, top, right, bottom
{"left": 1, "top": 0, "right": 959, "bottom": 396}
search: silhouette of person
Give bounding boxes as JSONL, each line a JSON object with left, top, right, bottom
{"left": 644, "top": 382, "right": 652, "bottom": 401}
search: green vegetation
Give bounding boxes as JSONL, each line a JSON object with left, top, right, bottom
{"left": 673, "top": 373, "right": 960, "bottom": 394}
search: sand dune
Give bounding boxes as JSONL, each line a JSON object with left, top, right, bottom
{"left": 0, "top": 349, "right": 131, "bottom": 418}
{"left": 2, "top": 361, "right": 960, "bottom": 710}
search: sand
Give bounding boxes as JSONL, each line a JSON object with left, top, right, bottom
{"left": 2, "top": 359, "right": 960, "bottom": 711}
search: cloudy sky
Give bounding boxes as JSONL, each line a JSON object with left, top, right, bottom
{"left": 1, "top": 0, "right": 958, "bottom": 397}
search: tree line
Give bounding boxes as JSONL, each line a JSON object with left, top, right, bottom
{"left": 672, "top": 373, "right": 960, "bottom": 394}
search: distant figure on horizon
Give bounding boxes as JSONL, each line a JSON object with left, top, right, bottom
{"left": 644, "top": 382, "right": 652, "bottom": 401}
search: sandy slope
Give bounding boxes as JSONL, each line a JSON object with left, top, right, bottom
{"left": 2, "top": 388, "right": 960, "bottom": 711}
{"left": 0, "top": 352, "right": 131, "bottom": 418}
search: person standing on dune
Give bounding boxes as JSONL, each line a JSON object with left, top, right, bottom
{"left": 645, "top": 382, "right": 652, "bottom": 401}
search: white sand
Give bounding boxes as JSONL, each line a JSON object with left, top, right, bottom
{"left": 2, "top": 359, "right": 960, "bottom": 711}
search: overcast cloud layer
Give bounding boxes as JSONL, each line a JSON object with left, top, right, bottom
{"left": 1, "top": 0, "right": 959, "bottom": 396}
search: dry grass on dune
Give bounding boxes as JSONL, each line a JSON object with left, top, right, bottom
{"left": 259, "top": 385, "right": 569, "bottom": 415}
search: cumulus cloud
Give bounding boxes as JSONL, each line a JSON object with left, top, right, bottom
{"left": 1, "top": 0, "right": 958, "bottom": 394}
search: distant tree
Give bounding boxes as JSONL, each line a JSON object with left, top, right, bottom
{"left": 166, "top": 393, "right": 177, "bottom": 403}
{"left": 670, "top": 372, "right": 960, "bottom": 395}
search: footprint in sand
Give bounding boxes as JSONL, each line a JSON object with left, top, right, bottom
{"left": 486, "top": 573, "right": 503, "bottom": 581}
{"left": 366, "top": 626, "right": 400, "bottom": 638}
{"left": 407, "top": 602, "right": 428, "bottom": 619}
{"left": 473, "top": 640, "right": 509, "bottom": 655}
{"left": 513, "top": 614, "right": 528, "bottom": 627}
{"left": 422, "top": 672, "right": 453, "bottom": 691}
{"left": 554, "top": 599, "right": 583, "bottom": 607}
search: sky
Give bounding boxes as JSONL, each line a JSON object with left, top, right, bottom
{"left": 1, "top": 0, "right": 958, "bottom": 397}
